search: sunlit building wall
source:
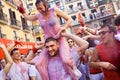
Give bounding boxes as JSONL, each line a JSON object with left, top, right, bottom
{"left": 0, "top": 0, "right": 34, "bottom": 42}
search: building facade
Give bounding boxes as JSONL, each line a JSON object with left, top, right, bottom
{"left": 0, "top": 0, "right": 34, "bottom": 42}
{"left": 64, "top": 0, "right": 116, "bottom": 34}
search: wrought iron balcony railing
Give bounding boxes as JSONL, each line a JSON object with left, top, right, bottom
{"left": 0, "top": 13, "right": 8, "bottom": 24}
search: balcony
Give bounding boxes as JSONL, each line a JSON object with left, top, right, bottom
{"left": 32, "top": 26, "right": 40, "bottom": 35}
{"left": 5, "top": 0, "right": 16, "bottom": 8}
{"left": 0, "top": 34, "right": 6, "bottom": 38}
{"left": 89, "top": 1, "right": 98, "bottom": 9}
{"left": 26, "top": 39, "right": 30, "bottom": 42}
{"left": 0, "top": 13, "right": 8, "bottom": 24}
{"left": 88, "top": 9, "right": 116, "bottom": 22}
{"left": 67, "top": 7, "right": 79, "bottom": 14}
{"left": 65, "top": 0, "right": 79, "bottom": 4}
{"left": 9, "top": 19, "right": 21, "bottom": 29}
{"left": 23, "top": 24, "right": 30, "bottom": 33}
{"left": 0, "top": 1, "right": 4, "bottom": 8}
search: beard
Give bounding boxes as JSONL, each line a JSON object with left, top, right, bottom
{"left": 48, "top": 50, "right": 59, "bottom": 57}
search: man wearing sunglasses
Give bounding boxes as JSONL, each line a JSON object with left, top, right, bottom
{"left": 89, "top": 24, "right": 120, "bottom": 80}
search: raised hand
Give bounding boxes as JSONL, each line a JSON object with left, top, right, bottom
{"left": 54, "top": 27, "right": 66, "bottom": 39}
{"left": 13, "top": 0, "right": 23, "bottom": 7}
{"left": 0, "top": 43, "right": 6, "bottom": 49}
{"left": 13, "top": 0, "right": 25, "bottom": 14}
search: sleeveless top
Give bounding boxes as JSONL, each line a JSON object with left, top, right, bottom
{"left": 38, "top": 8, "right": 61, "bottom": 39}
{"left": 96, "top": 41, "right": 120, "bottom": 80}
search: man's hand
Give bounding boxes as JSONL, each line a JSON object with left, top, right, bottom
{"left": 100, "top": 62, "right": 116, "bottom": 70}
{"left": 54, "top": 27, "right": 66, "bottom": 39}
{"left": 0, "top": 43, "right": 6, "bottom": 49}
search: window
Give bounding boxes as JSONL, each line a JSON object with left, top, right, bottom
{"left": 49, "top": 0, "right": 64, "bottom": 10}
{"left": 0, "top": 27, "right": 1, "bottom": 34}
{"left": 82, "top": 13, "right": 86, "bottom": 18}
{"left": 13, "top": 31, "right": 17, "bottom": 40}
{"left": 28, "top": 3, "right": 34, "bottom": 10}
{"left": 0, "top": 8, "right": 3, "bottom": 20}
{"left": 33, "top": 26, "right": 40, "bottom": 34}
{"left": 98, "top": 0, "right": 107, "bottom": 6}
{"left": 59, "top": 17, "right": 65, "bottom": 25}
{"left": 77, "top": 2, "right": 84, "bottom": 10}
{"left": 71, "top": 15, "right": 76, "bottom": 21}
{"left": 21, "top": 16, "right": 28, "bottom": 30}
{"left": 36, "top": 37, "right": 41, "bottom": 41}
{"left": 24, "top": 34, "right": 29, "bottom": 42}
{"left": 28, "top": 0, "right": 32, "bottom": 1}
{"left": 91, "top": 9, "right": 97, "bottom": 13}
{"left": 69, "top": 5, "right": 73, "bottom": 10}
{"left": 9, "top": 9, "right": 17, "bottom": 25}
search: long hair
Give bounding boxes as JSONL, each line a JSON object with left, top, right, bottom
{"left": 35, "top": 0, "right": 49, "bottom": 15}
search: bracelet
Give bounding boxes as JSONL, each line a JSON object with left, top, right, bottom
{"left": 17, "top": 5, "right": 26, "bottom": 14}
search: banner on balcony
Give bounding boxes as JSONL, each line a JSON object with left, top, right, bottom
{"left": 0, "top": 38, "right": 35, "bottom": 59}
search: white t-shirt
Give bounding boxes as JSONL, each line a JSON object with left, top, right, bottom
{"left": 29, "top": 65, "right": 42, "bottom": 80}
{"left": 115, "top": 33, "right": 120, "bottom": 41}
{"left": 8, "top": 62, "right": 30, "bottom": 80}
{"left": 0, "top": 70, "right": 5, "bottom": 80}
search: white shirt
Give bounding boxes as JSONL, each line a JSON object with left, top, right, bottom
{"left": 29, "top": 65, "right": 42, "bottom": 80}
{"left": 8, "top": 62, "right": 30, "bottom": 80}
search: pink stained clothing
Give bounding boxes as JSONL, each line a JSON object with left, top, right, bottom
{"left": 115, "top": 31, "right": 120, "bottom": 41}
{"left": 0, "top": 70, "right": 5, "bottom": 80}
{"left": 48, "top": 55, "right": 72, "bottom": 80}
{"left": 69, "top": 46, "right": 80, "bottom": 64}
{"left": 8, "top": 62, "right": 30, "bottom": 80}
{"left": 35, "top": 8, "right": 75, "bottom": 80}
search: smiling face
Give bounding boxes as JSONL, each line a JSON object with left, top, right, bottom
{"left": 45, "top": 40, "right": 59, "bottom": 57}
{"left": 98, "top": 27, "right": 113, "bottom": 44}
{"left": 67, "top": 39, "right": 74, "bottom": 48}
{"left": 11, "top": 50, "right": 21, "bottom": 61}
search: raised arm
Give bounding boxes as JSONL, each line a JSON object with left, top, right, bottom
{"left": 13, "top": 0, "right": 38, "bottom": 21}
{"left": 61, "top": 32, "right": 89, "bottom": 53}
{"left": 55, "top": 7, "right": 73, "bottom": 29}
{"left": 0, "top": 44, "right": 13, "bottom": 74}
{"left": 23, "top": 14, "right": 38, "bottom": 21}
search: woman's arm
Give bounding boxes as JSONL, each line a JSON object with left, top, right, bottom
{"left": 23, "top": 14, "right": 38, "bottom": 21}
{"left": 55, "top": 7, "right": 73, "bottom": 29}
{"left": 0, "top": 44, "right": 13, "bottom": 74}
{"left": 13, "top": 0, "right": 38, "bottom": 21}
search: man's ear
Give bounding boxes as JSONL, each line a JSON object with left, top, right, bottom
{"left": 56, "top": 42, "right": 59, "bottom": 48}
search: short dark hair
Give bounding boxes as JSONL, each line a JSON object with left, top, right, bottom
{"left": 10, "top": 48, "right": 19, "bottom": 56}
{"left": 101, "top": 24, "right": 117, "bottom": 34}
{"left": 114, "top": 15, "right": 120, "bottom": 26}
{"left": 45, "top": 37, "right": 57, "bottom": 44}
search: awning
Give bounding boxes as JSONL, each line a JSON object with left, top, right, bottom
{"left": 0, "top": 38, "right": 35, "bottom": 59}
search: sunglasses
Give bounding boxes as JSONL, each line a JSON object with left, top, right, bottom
{"left": 98, "top": 31, "right": 110, "bottom": 35}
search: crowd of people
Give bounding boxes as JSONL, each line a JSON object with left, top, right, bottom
{"left": 0, "top": 0, "right": 120, "bottom": 80}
